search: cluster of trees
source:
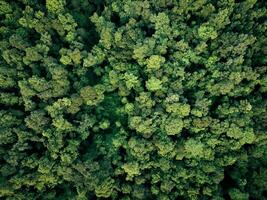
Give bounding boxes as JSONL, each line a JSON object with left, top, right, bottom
{"left": 0, "top": 0, "right": 266, "bottom": 199}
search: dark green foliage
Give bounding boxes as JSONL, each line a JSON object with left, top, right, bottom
{"left": 0, "top": 0, "right": 266, "bottom": 199}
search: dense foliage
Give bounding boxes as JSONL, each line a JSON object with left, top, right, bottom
{"left": 0, "top": 0, "right": 266, "bottom": 199}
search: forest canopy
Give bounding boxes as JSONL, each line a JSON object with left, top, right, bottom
{"left": 0, "top": 0, "right": 266, "bottom": 199}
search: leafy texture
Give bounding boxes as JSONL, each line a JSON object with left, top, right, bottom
{"left": 0, "top": 0, "right": 266, "bottom": 199}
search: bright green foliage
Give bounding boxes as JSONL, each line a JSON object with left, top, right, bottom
{"left": 46, "top": 0, "right": 66, "bottom": 14}
{"left": 80, "top": 85, "right": 105, "bottom": 106}
{"left": 164, "top": 117, "right": 184, "bottom": 136}
{"left": 184, "top": 139, "right": 205, "bottom": 158}
{"left": 146, "top": 55, "right": 165, "bottom": 70}
{"left": 0, "top": 0, "right": 266, "bottom": 199}
{"left": 146, "top": 77, "right": 163, "bottom": 91}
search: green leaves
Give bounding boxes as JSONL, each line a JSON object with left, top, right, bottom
{"left": 46, "top": 0, "right": 66, "bottom": 14}
{"left": 122, "top": 162, "right": 141, "bottom": 180}
{"left": 0, "top": 1, "right": 12, "bottom": 14}
{"left": 164, "top": 118, "right": 184, "bottom": 136}
{"left": 146, "top": 77, "right": 162, "bottom": 91}
{"left": 146, "top": 55, "right": 165, "bottom": 70}
{"left": 80, "top": 85, "right": 105, "bottom": 106}
{"left": 95, "top": 178, "right": 115, "bottom": 198}
{"left": 129, "top": 116, "right": 154, "bottom": 138}
{"left": 166, "top": 103, "right": 191, "bottom": 117}
{"left": 184, "top": 139, "right": 204, "bottom": 158}
{"left": 198, "top": 25, "right": 218, "bottom": 40}
{"left": 0, "top": 0, "right": 266, "bottom": 199}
